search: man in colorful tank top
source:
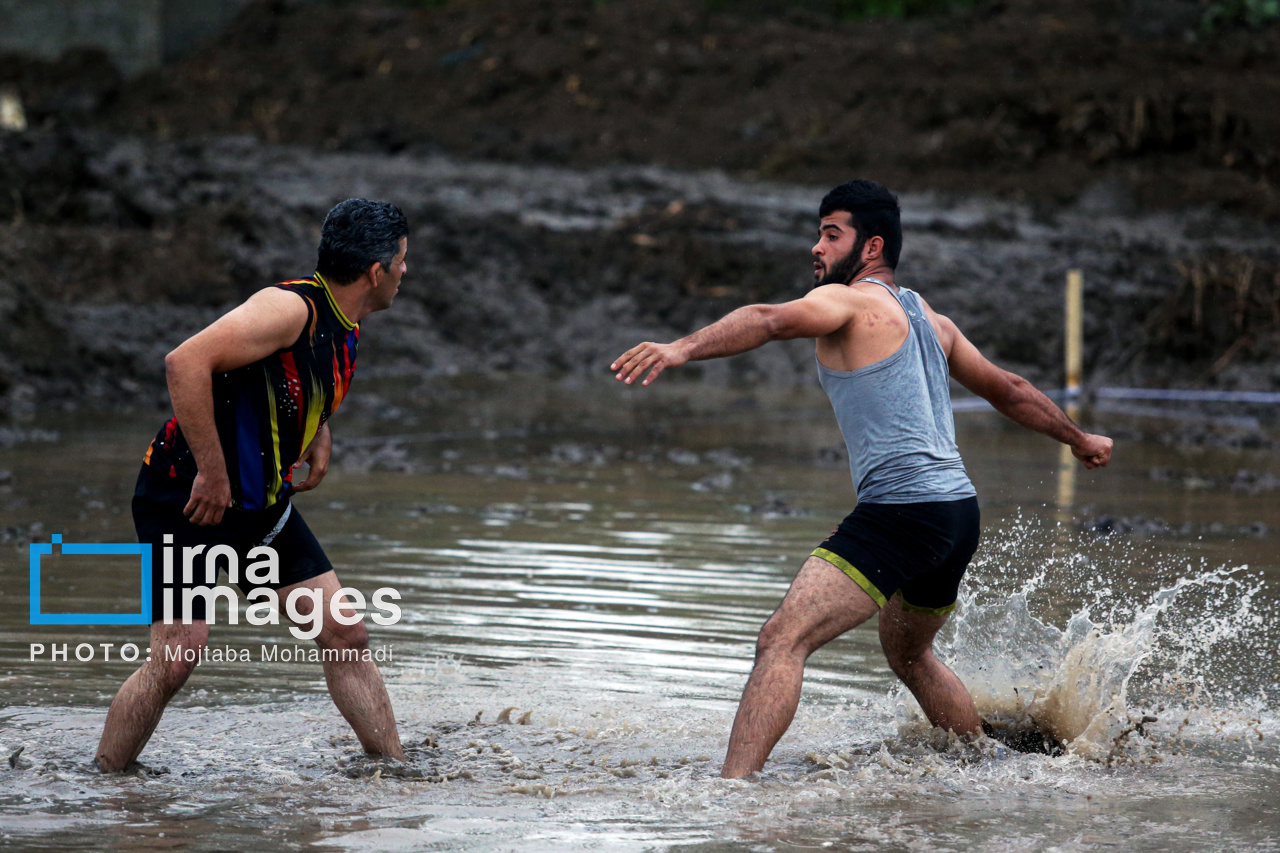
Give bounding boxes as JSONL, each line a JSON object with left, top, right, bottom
{"left": 96, "top": 199, "right": 410, "bottom": 771}
{"left": 611, "top": 180, "right": 1113, "bottom": 778}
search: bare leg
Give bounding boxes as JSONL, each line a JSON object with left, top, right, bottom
{"left": 280, "top": 571, "right": 405, "bottom": 760}
{"left": 721, "top": 556, "right": 880, "bottom": 778}
{"left": 96, "top": 620, "right": 209, "bottom": 771}
{"left": 878, "top": 593, "right": 981, "bottom": 736}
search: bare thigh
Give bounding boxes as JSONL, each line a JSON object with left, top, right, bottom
{"left": 764, "top": 555, "right": 881, "bottom": 654}
{"left": 877, "top": 593, "right": 948, "bottom": 668}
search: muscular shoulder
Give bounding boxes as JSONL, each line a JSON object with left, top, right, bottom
{"left": 806, "top": 283, "right": 860, "bottom": 304}
{"left": 246, "top": 285, "right": 310, "bottom": 318}
{"left": 915, "top": 294, "right": 959, "bottom": 356}
{"left": 215, "top": 286, "right": 309, "bottom": 350}
{"left": 173, "top": 285, "right": 313, "bottom": 374}
{"left": 844, "top": 280, "right": 907, "bottom": 327}
{"left": 807, "top": 282, "right": 889, "bottom": 315}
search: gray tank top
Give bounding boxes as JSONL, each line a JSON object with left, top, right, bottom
{"left": 816, "top": 278, "right": 976, "bottom": 504}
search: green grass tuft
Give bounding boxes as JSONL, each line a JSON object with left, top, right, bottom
{"left": 1201, "top": 0, "right": 1280, "bottom": 31}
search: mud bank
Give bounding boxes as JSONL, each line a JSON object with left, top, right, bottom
{"left": 8, "top": 0, "right": 1280, "bottom": 217}
{"left": 1, "top": 130, "right": 1279, "bottom": 412}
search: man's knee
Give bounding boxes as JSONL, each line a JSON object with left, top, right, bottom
{"left": 755, "top": 614, "right": 802, "bottom": 661}
{"left": 879, "top": 602, "right": 947, "bottom": 681}
{"left": 150, "top": 645, "right": 202, "bottom": 695}
{"left": 321, "top": 618, "right": 369, "bottom": 652}
{"left": 883, "top": 649, "right": 912, "bottom": 679}
{"left": 149, "top": 624, "right": 207, "bottom": 694}
{"left": 165, "top": 656, "right": 198, "bottom": 691}
{"left": 883, "top": 646, "right": 931, "bottom": 682}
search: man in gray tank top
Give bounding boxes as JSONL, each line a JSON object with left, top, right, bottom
{"left": 612, "top": 180, "right": 1113, "bottom": 778}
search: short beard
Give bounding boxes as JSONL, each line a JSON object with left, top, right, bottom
{"left": 816, "top": 235, "right": 868, "bottom": 286}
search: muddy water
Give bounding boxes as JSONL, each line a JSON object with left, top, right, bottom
{"left": 1, "top": 378, "right": 1278, "bottom": 851}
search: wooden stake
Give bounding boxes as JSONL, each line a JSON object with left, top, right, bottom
{"left": 1057, "top": 441, "right": 1076, "bottom": 510}
{"left": 1065, "top": 269, "right": 1083, "bottom": 397}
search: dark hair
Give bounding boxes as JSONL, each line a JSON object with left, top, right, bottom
{"left": 818, "top": 180, "right": 902, "bottom": 269}
{"left": 316, "top": 198, "right": 409, "bottom": 285}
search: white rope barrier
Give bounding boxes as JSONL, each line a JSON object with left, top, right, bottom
{"left": 1093, "top": 387, "right": 1280, "bottom": 404}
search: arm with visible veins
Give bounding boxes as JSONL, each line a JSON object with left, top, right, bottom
{"left": 675, "top": 305, "right": 776, "bottom": 360}
{"left": 935, "top": 310, "right": 1113, "bottom": 468}
{"left": 611, "top": 287, "right": 856, "bottom": 386}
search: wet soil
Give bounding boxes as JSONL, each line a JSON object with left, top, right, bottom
{"left": 11, "top": 0, "right": 1280, "bottom": 216}
{"left": 1, "top": 131, "right": 1279, "bottom": 412}
{"left": 2, "top": 0, "right": 1280, "bottom": 411}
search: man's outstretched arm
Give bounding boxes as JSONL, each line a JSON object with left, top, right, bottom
{"left": 937, "top": 314, "right": 1112, "bottom": 468}
{"left": 612, "top": 286, "right": 855, "bottom": 386}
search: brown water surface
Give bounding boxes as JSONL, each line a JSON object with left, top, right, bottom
{"left": 1, "top": 377, "right": 1277, "bottom": 851}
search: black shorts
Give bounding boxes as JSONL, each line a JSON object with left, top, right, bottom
{"left": 811, "top": 497, "right": 980, "bottom": 616}
{"left": 132, "top": 463, "right": 332, "bottom": 623}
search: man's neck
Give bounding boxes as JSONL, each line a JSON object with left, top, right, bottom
{"left": 851, "top": 265, "right": 895, "bottom": 290}
{"left": 327, "top": 281, "right": 372, "bottom": 324}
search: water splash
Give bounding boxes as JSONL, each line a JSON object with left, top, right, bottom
{"left": 898, "top": 516, "right": 1274, "bottom": 762}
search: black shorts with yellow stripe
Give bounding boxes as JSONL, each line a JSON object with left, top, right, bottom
{"left": 811, "top": 497, "right": 980, "bottom": 616}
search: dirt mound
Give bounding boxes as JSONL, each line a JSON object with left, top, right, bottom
{"left": 1, "top": 129, "right": 1277, "bottom": 412}
{"left": 3, "top": 0, "right": 1280, "bottom": 410}
{"left": 52, "top": 0, "right": 1270, "bottom": 219}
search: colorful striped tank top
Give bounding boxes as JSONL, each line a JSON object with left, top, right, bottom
{"left": 144, "top": 274, "right": 359, "bottom": 511}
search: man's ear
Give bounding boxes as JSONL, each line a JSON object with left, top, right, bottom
{"left": 366, "top": 260, "right": 384, "bottom": 284}
{"left": 863, "top": 235, "right": 884, "bottom": 261}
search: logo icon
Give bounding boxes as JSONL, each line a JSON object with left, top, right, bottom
{"left": 29, "top": 535, "right": 152, "bottom": 625}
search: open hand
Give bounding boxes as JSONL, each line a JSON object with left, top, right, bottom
{"left": 1071, "top": 433, "right": 1113, "bottom": 469}
{"left": 611, "top": 341, "right": 689, "bottom": 386}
